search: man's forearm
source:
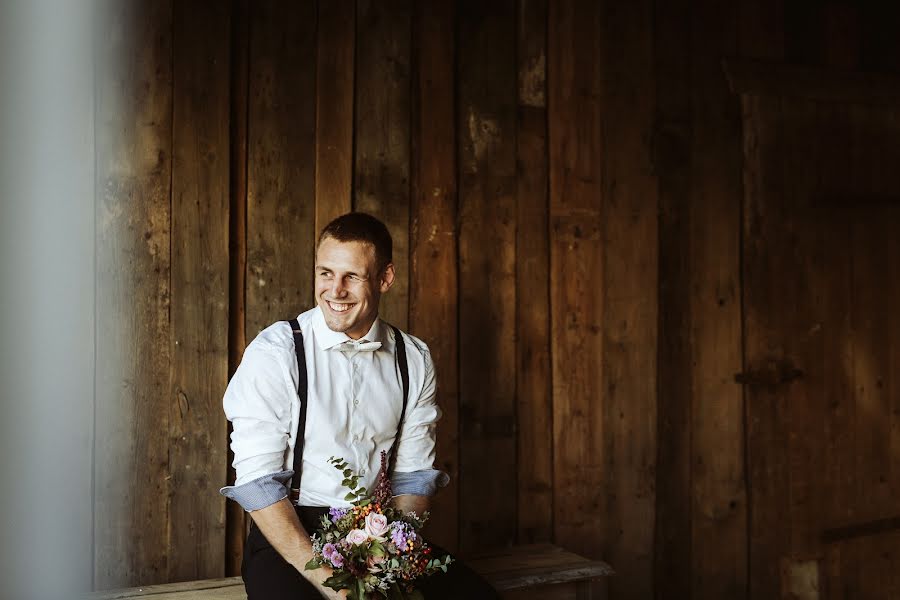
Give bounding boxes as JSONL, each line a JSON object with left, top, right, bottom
{"left": 391, "top": 494, "right": 430, "bottom": 516}
{"left": 248, "top": 498, "right": 344, "bottom": 598}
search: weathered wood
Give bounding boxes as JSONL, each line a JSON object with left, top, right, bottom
{"left": 409, "top": 0, "right": 459, "bottom": 552}
{"left": 723, "top": 59, "right": 900, "bottom": 104}
{"left": 653, "top": 0, "right": 693, "bottom": 596}
{"left": 821, "top": 2, "right": 859, "bottom": 69}
{"left": 690, "top": 1, "right": 748, "bottom": 598}
{"left": 515, "top": 0, "right": 552, "bottom": 546}
{"left": 93, "top": 0, "right": 173, "bottom": 588}
{"left": 597, "top": 1, "right": 658, "bottom": 597}
{"left": 90, "top": 545, "right": 612, "bottom": 599}
{"left": 741, "top": 92, "right": 793, "bottom": 600}
{"left": 315, "top": 0, "right": 355, "bottom": 233}
{"left": 548, "top": 0, "right": 603, "bottom": 559}
{"left": 169, "top": 0, "right": 230, "bottom": 581}
{"left": 226, "top": 0, "right": 250, "bottom": 576}
{"left": 90, "top": 577, "right": 245, "bottom": 600}
{"left": 737, "top": 0, "right": 784, "bottom": 60}
{"left": 354, "top": 0, "right": 411, "bottom": 329}
{"left": 457, "top": 0, "right": 518, "bottom": 553}
{"left": 245, "top": 0, "right": 317, "bottom": 337}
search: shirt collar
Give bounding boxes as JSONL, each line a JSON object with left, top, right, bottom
{"left": 311, "top": 306, "right": 385, "bottom": 351}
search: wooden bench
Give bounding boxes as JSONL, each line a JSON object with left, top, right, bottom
{"left": 90, "top": 544, "right": 613, "bottom": 599}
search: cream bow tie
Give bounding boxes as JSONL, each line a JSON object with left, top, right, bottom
{"left": 337, "top": 340, "right": 382, "bottom": 352}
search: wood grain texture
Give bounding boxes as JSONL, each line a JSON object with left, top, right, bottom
{"left": 245, "top": 0, "right": 317, "bottom": 337}
{"left": 548, "top": 0, "right": 603, "bottom": 559}
{"left": 354, "top": 0, "right": 411, "bottom": 330}
{"left": 409, "top": 0, "right": 459, "bottom": 552}
{"left": 457, "top": 0, "right": 518, "bottom": 553}
{"left": 597, "top": 1, "right": 658, "bottom": 597}
{"left": 94, "top": 0, "right": 173, "bottom": 588}
{"left": 741, "top": 93, "right": 792, "bottom": 600}
{"left": 226, "top": 0, "right": 250, "bottom": 576}
{"left": 315, "top": 0, "right": 355, "bottom": 234}
{"left": 169, "top": 0, "right": 230, "bottom": 581}
{"left": 92, "top": 545, "right": 611, "bottom": 599}
{"left": 690, "top": 1, "right": 747, "bottom": 598}
{"left": 515, "top": 0, "right": 552, "bottom": 547}
{"left": 653, "top": 0, "right": 693, "bottom": 596}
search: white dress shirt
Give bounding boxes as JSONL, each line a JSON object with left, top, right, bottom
{"left": 220, "top": 306, "right": 447, "bottom": 510}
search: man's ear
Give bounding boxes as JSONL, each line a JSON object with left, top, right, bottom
{"left": 380, "top": 263, "right": 396, "bottom": 293}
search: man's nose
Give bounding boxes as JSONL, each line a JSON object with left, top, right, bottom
{"left": 330, "top": 277, "right": 346, "bottom": 297}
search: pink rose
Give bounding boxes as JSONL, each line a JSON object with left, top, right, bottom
{"left": 346, "top": 529, "right": 369, "bottom": 546}
{"left": 364, "top": 513, "right": 390, "bottom": 540}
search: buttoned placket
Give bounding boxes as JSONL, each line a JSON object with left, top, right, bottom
{"left": 342, "top": 345, "right": 367, "bottom": 476}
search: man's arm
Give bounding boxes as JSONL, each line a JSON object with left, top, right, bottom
{"left": 248, "top": 498, "right": 346, "bottom": 599}
{"left": 391, "top": 493, "right": 430, "bottom": 517}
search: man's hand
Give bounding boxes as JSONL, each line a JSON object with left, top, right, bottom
{"left": 248, "top": 498, "right": 346, "bottom": 598}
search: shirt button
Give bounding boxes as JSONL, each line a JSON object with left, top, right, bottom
{"left": 360, "top": 469, "right": 367, "bottom": 476}
{"left": 353, "top": 399, "right": 359, "bottom": 406}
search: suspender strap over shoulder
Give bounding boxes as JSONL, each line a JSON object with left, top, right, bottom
{"left": 288, "top": 318, "right": 307, "bottom": 502}
{"left": 285, "top": 319, "right": 409, "bottom": 505}
{"left": 387, "top": 325, "right": 410, "bottom": 475}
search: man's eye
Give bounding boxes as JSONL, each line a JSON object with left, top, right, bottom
{"left": 319, "top": 271, "right": 332, "bottom": 278}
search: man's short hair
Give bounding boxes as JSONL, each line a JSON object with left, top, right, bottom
{"left": 317, "top": 212, "right": 393, "bottom": 272}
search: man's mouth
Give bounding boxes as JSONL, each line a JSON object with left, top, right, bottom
{"left": 327, "top": 301, "right": 355, "bottom": 313}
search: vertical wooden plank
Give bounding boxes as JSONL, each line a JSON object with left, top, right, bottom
{"left": 821, "top": 2, "right": 859, "bottom": 69}
{"left": 246, "top": 1, "right": 317, "bottom": 337}
{"left": 315, "top": 0, "right": 354, "bottom": 233}
{"left": 354, "top": 0, "right": 411, "bottom": 330}
{"left": 409, "top": 0, "right": 459, "bottom": 552}
{"left": 457, "top": 0, "right": 518, "bottom": 553}
{"left": 738, "top": 0, "right": 785, "bottom": 60}
{"left": 515, "top": 0, "right": 552, "bottom": 546}
{"left": 741, "top": 93, "right": 793, "bottom": 600}
{"left": 598, "top": 1, "right": 659, "bottom": 597}
{"left": 653, "top": 0, "right": 693, "bottom": 597}
{"left": 94, "top": 0, "right": 172, "bottom": 588}
{"left": 169, "top": 0, "right": 230, "bottom": 582}
{"left": 226, "top": 0, "right": 249, "bottom": 576}
{"left": 690, "top": 1, "right": 748, "bottom": 598}
{"left": 548, "top": 0, "right": 604, "bottom": 556}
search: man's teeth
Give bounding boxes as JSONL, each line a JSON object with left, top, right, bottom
{"left": 329, "top": 302, "right": 353, "bottom": 313}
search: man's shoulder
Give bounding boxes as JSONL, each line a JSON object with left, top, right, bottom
{"left": 387, "top": 325, "right": 431, "bottom": 362}
{"left": 246, "top": 307, "right": 318, "bottom": 355}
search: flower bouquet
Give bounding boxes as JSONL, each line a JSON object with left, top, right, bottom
{"left": 305, "top": 452, "right": 454, "bottom": 600}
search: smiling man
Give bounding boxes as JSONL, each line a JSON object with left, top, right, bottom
{"left": 220, "top": 213, "right": 498, "bottom": 599}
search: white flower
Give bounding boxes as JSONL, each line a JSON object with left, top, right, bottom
{"left": 365, "top": 512, "right": 390, "bottom": 540}
{"left": 346, "top": 529, "right": 369, "bottom": 546}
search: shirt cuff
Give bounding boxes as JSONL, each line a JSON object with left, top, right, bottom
{"left": 392, "top": 469, "right": 450, "bottom": 497}
{"left": 219, "top": 469, "right": 294, "bottom": 512}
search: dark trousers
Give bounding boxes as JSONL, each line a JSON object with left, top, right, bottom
{"left": 242, "top": 506, "right": 501, "bottom": 600}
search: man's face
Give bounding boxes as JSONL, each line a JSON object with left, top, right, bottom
{"left": 314, "top": 237, "right": 394, "bottom": 339}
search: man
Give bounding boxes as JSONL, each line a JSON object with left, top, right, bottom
{"left": 221, "top": 213, "right": 498, "bottom": 599}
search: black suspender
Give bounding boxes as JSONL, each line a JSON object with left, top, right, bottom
{"left": 286, "top": 319, "right": 409, "bottom": 505}
{"left": 387, "top": 325, "right": 409, "bottom": 476}
{"left": 287, "top": 319, "right": 307, "bottom": 503}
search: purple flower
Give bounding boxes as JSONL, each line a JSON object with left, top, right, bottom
{"left": 322, "top": 543, "right": 336, "bottom": 559}
{"left": 390, "top": 521, "right": 416, "bottom": 549}
{"left": 330, "top": 553, "right": 344, "bottom": 568}
{"left": 329, "top": 507, "right": 349, "bottom": 523}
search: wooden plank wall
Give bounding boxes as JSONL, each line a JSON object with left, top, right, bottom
{"left": 91, "top": 0, "right": 900, "bottom": 597}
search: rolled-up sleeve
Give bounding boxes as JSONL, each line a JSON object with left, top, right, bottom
{"left": 218, "top": 344, "right": 295, "bottom": 511}
{"left": 392, "top": 349, "right": 448, "bottom": 495}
